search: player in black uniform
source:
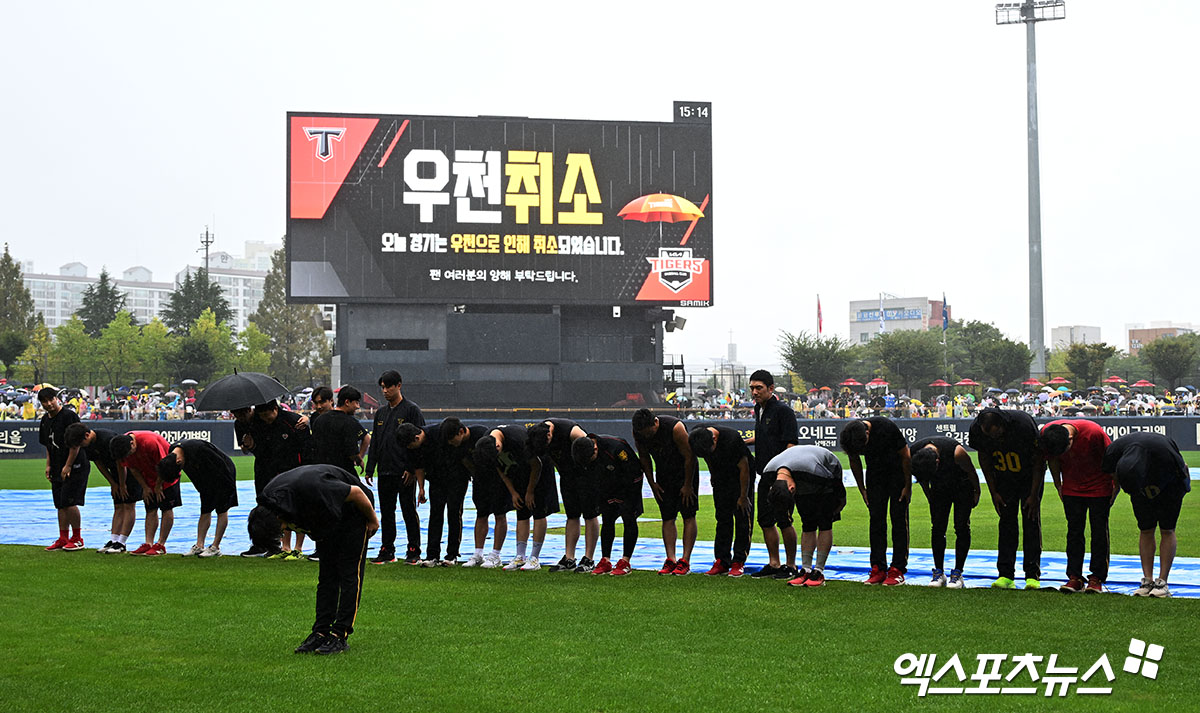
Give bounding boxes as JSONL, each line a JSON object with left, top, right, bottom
{"left": 840, "top": 417, "right": 911, "bottom": 586}
{"left": 399, "top": 419, "right": 466, "bottom": 566}
{"left": 910, "top": 436, "right": 980, "bottom": 588}
{"left": 968, "top": 407, "right": 1046, "bottom": 590}
{"left": 528, "top": 417, "right": 600, "bottom": 573}
{"left": 688, "top": 425, "right": 753, "bottom": 577}
{"left": 159, "top": 438, "right": 239, "bottom": 557}
{"left": 632, "top": 409, "right": 697, "bottom": 575}
{"left": 473, "top": 425, "right": 559, "bottom": 571}
{"left": 249, "top": 464, "right": 378, "bottom": 655}
{"left": 745, "top": 371, "right": 800, "bottom": 579}
{"left": 1102, "top": 432, "right": 1191, "bottom": 598}
{"left": 446, "top": 419, "right": 508, "bottom": 568}
{"left": 254, "top": 400, "right": 311, "bottom": 559}
{"left": 38, "top": 387, "right": 89, "bottom": 551}
{"left": 311, "top": 386, "right": 370, "bottom": 475}
{"left": 66, "top": 423, "right": 140, "bottom": 554}
{"left": 364, "top": 371, "right": 425, "bottom": 565}
{"left": 571, "top": 434, "right": 645, "bottom": 576}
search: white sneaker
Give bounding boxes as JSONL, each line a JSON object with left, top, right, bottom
{"left": 928, "top": 569, "right": 947, "bottom": 588}
{"left": 1150, "top": 578, "right": 1172, "bottom": 598}
{"left": 183, "top": 544, "right": 205, "bottom": 557}
{"left": 946, "top": 570, "right": 965, "bottom": 589}
{"left": 440, "top": 557, "right": 457, "bottom": 567}
{"left": 420, "top": 558, "right": 440, "bottom": 568}
{"left": 461, "top": 554, "right": 485, "bottom": 568}
{"left": 1133, "top": 577, "right": 1155, "bottom": 597}
{"left": 199, "top": 544, "right": 222, "bottom": 558}
{"left": 481, "top": 552, "right": 503, "bottom": 569}
{"left": 503, "top": 555, "right": 526, "bottom": 571}
{"left": 96, "top": 541, "right": 115, "bottom": 553}
{"left": 520, "top": 556, "right": 541, "bottom": 571}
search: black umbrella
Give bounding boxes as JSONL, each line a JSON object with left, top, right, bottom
{"left": 132, "top": 378, "right": 149, "bottom": 386}
{"left": 194, "top": 372, "right": 289, "bottom": 411}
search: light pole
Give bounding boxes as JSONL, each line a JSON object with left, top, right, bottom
{"left": 996, "top": 1, "right": 1064, "bottom": 379}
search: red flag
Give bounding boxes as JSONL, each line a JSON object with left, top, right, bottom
{"left": 817, "top": 295, "right": 823, "bottom": 334}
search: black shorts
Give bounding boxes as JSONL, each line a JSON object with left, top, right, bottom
{"left": 198, "top": 484, "right": 239, "bottom": 515}
{"left": 601, "top": 494, "right": 644, "bottom": 521}
{"left": 514, "top": 465, "right": 560, "bottom": 520}
{"left": 111, "top": 477, "right": 143, "bottom": 505}
{"left": 1131, "top": 492, "right": 1184, "bottom": 532}
{"left": 796, "top": 489, "right": 846, "bottom": 533}
{"left": 558, "top": 464, "right": 600, "bottom": 520}
{"left": 471, "top": 472, "right": 512, "bottom": 517}
{"left": 656, "top": 467, "right": 700, "bottom": 521}
{"left": 757, "top": 472, "right": 788, "bottom": 529}
{"left": 144, "top": 482, "right": 183, "bottom": 511}
{"left": 995, "top": 472, "right": 1041, "bottom": 502}
{"left": 50, "top": 471, "right": 89, "bottom": 509}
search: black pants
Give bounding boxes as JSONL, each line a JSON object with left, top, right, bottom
{"left": 928, "top": 486, "right": 974, "bottom": 572}
{"left": 599, "top": 500, "right": 641, "bottom": 560}
{"left": 1063, "top": 494, "right": 1111, "bottom": 581}
{"left": 426, "top": 475, "right": 469, "bottom": 561}
{"left": 377, "top": 473, "right": 420, "bottom": 555}
{"left": 712, "top": 473, "right": 753, "bottom": 565}
{"left": 996, "top": 477, "right": 1043, "bottom": 580}
{"left": 313, "top": 521, "right": 369, "bottom": 639}
{"left": 867, "top": 473, "right": 909, "bottom": 572}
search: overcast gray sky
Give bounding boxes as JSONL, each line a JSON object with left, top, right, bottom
{"left": 4, "top": 1, "right": 1196, "bottom": 370}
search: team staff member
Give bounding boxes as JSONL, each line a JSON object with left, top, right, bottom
{"left": 38, "top": 387, "right": 89, "bottom": 551}
{"left": 688, "top": 425, "right": 753, "bottom": 577}
{"left": 632, "top": 409, "right": 699, "bottom": 576}
{"left": 968, "top": 407, "right": 1046, "bottom": 590}
{"left": 474, "top": 425, "right": 559, "bottom": 571}
{"left": 248, "top": 464, "right": 378, "bottom": 656}
{"left": 311, "top": 386, "right": 370, "bottom": 476}
{"left": 761, "top": 445, "right": 846, "bottom": 588}
{"left": 446, "top": 419, "right": 510, "bottom": 569}
{"left": 66, "top": 423, "right": 140, "bottom": 553}
{"left": 159, "top": 438, "right": 239, "bottom": 558}
{"left": 910, "top": 436, "right": 980, "bottom": 588}
{"left": 254, "top": 400, "right": 312, "bottom": 560}
{"left": 571, "top": 434, "right": 644, "bottom": 576}
{"left": 744, "top": 370, "right": 799, "bottom": 580}
{"left": 1102, "top": 432, "right": 1190, "bottom": 598}
{"left": 1040, "top": 419, "right": 1115, "bottom": 594}
{"left": 840, "top": 418, "right": 911, "bottom": 586}
{"left": 111, "top": 431, "right": 176, "bottom": 556}
{"left": 364, "top": 370, "right": 425, "bottom": 565}
{"left": 398, "top": 420, "right": 467, "bottom": 566}
{"left": 528, "top": 418, "right": 601, "bottom": 573}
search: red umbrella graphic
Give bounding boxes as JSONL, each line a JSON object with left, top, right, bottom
{"left": 619, "top": 193, "right": 706, "bottom": 244}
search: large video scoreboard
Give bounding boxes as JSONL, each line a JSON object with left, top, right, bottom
{"left": 286, "top": 103, "right": 712, "bottom": 307}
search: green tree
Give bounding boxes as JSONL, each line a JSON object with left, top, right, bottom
{"left": 235, "top": 323, "right": 272, "bottom": 373}
{"left": 777, "top": 330, "right": 858, "bottom": 389}
{"left": 1104, "top": 350, "right": 1151, "bottom": 384}
{"left": 870, "top": 329, "right": 944, "bottom": 393}
{"left": 51, "top": 317, "right": 97, "bottom": 386}
{"left": 136, "top": 318, "right": 176, "bottom": 387}
{"left": 75, "top": 268, "right": 129, "bottom": 337}
{"left": 946, "top": 320, "right": 1005, "bottom": 380}
{"left": 168, "top": 334, "right": 218, "bottom": 385}
{"left": 978, "top": 339, "right": 1034, "bottom": 388}
{"left": 95, "top": 311, "right": 141, "bottom": 387}
{"left": 0, "top": 244, "right": 37, "bottom": 376}
{"left": 17, "top": 317, "right": 51, "bottom": 384}
{"left": 189, "top": 309, "right": 236, "bottom": 376}
{"left": 160, "top": 268, "right": 233, "bottom": 333}
{"left": 1064, "top": 342, "right": 1118, "bottom": 389}
{"left": 1046, "top": 349, "right": 1074, "bottom": 384}
{"left": 1140, "top": 334, "right": 1199, "bottom": 390}
{"left": 250, "top": 244, "right": 329, "bottom": 388}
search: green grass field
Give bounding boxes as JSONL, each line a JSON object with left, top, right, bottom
{"left": 0, "top": 545, "right": 1194, "bottom": 712}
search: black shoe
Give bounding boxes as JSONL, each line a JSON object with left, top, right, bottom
{"left": 549, "top": 556, "right": 577, "bottom": 572}
{"left": 108, "top": 542, "right": 127, "bottom": 554}
{"left": 371, "top": 549, "right": 396, "bottom": 564}
{"left": 240, "top": 544, "right": 268, "bottom": 558}
{"left": 573, "top": 556, "right": 595, "bottom": 573}
{"left": 750, "top": 564, "right": 782, "bottom": 579}
{"left": 307, "top": 553, "right": 320, "bottom": 562}
{"left": 404, "top": 548, "right": 421, "bottom": 565}
{"left": 315, "top": 636, "right": 349, "bottom": 655}
{"left": 294, "top": 632, "right": 326, "bottom": 654}
{"left": 773, "top": 565, "right": 798, "bottom": 580}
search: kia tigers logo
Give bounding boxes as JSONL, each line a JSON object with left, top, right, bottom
{"left": 303, "top": 127, "right": 345, "bottom": 161}
{"left": 646, "top": 247, "right": 704, "bottom": 293}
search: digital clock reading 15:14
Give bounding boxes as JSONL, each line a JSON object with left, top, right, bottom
{"left": 674, "top": 101, "right": 712, "bottom": 124}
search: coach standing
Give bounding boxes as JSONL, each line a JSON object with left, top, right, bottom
{"left": 365, "top": 371, "right": 424, "bottom": 565}
{"left": 745, "top": 370, "right": 799, "bottom": 579}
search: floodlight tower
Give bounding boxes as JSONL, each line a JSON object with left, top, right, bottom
{"left": 996, "top": 1, "right": 1064, "bottom": 378}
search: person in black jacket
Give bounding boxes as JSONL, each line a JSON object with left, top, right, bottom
{"left": 840, "top": 417, "right": 911, "bottom": 586}
{"left": 688, "top": 425, "right": 753, "bottom": 577}
{"left": 364, "top": 370, "right": 425, "bottom": 564}
{"left": 249, "top": 464, "right": 378, "bottom": 655}
{"left": 253, "top": 399, "right": 311, "bottom": 559}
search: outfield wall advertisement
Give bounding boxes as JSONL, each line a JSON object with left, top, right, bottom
{"left": 286, "top": 105, "right": 713, "bottom": 306}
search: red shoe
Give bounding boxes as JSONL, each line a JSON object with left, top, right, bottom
{"left": 657, "top": 558, "right": 676, "bottom": 575}
{"left": 672, "top": 559, "right": 691, "bottom": 576}
{"left": 865, "top": 566, "right": 886, "bottom": 585}
{"left": 146, "top": 543, "right": 167, "bottom": 557}
{"left": 704, "top": 560, "right": 730, "bottom": 576}
{"left": 882, "top": 567, "right": 906, "bottom": 586}
{"left": 130, "top": 543, "right": 154, "bottom": 556}
{"left": 45, "top": 537, "right": 68, "bottom": 551}
{"left": 786, "top": 570, "right": 811, "bottom": 587}
{"left": 804, "top": 570, "right": 826, "bottom": 587}
{"left": 63, "top": 536, "right": 85, "bottom": 552}
{"left": 728, "top": 562, "right": 745, "bottom": 578}
{"left": 612, "top": 558, "right": 632, "bottom": 576}
{"left": 592, "top": 557, "right": 613, "bottom": 575}
{"left": 1083, "top": 575, "right": 1105, "bottom": 594}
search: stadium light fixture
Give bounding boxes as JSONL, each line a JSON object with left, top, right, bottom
{"left": 995, "top": 0, "right": 1064, "bottom": 379}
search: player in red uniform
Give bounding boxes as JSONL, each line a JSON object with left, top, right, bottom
{"left": 1040, "top": 419, "right": 1115, "bottom": 593}
{"left": 110, "top": 431, "right": 176, "bottom": 556}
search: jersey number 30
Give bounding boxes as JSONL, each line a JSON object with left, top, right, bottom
{"left": 991, "top": 451, "right": 1021, "bottom": 472}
